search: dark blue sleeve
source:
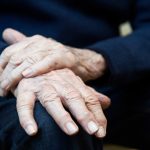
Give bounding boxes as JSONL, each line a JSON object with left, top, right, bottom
{"left": 88, "top": 0, "right": 150, "bottom": 85}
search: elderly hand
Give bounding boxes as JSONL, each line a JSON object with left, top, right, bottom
{"left": 12, "top": 68, "right": 110, "bottom": 138}
{"left": 0, "top": 28, "right": 106, "bottom": 94}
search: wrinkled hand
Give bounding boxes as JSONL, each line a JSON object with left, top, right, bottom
{"left": 0, "top": 28, "right": 106, "bottom": 94}
{"left": 13, "top": 68, "right": 110, "bottom": 137}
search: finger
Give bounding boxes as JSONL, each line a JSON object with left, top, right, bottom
{"left": 17, "top": 90, "right": 37, "bottom": 136}
{"left": 49, "top": 74, "right": 99, "bottom": 135}
{"left": 22, "top": 54, "right": 63, "bottom": 78}
{"left": 37, "top": 85, "right": 79, "bottom": 135}
{"left": 87, "top": 86, "right": 111, "bottom": 109}
{"left": 0, "top": 61, "right": 16, "bottom": 93}
{"left": 58, "top": 70, "right": 107, "bottom": 138}
{"left": 0, "top": 61, "right": 32, "bottom": 90}
{"left": 0, "top": 40, "right": 30, "bottom": 69}
{"left": 0, "top": 37, "right": 33, "bottom": 69}
{"left": 2, "top": 28, "right": 26, "bottom": 44}
{"left": 75, "top": 84, "right": 107, "bottom": 138}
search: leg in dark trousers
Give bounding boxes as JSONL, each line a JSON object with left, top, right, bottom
{"left": 0, "top": 95, "right": 103, "bottom": 150}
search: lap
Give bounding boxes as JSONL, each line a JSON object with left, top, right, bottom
{"left": 1, "top": 76, "right": 150, "bottom": 150}
{"left": 0, "top": 95, "right": 102, "bottom": 150}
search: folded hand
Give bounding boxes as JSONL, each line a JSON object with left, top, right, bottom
{"left": 13, "top": 68, "right": 110, "bottom": 138}
{"left": 0, "top": 28, "right": 106, "bottom": 94}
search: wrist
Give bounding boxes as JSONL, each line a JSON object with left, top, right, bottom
{"left": 71, "top": 48, "right": 107, "bottom": 81}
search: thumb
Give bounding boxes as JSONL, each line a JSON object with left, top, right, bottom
{"left": 2, "top": 28, "right": 26, "bottom": 44}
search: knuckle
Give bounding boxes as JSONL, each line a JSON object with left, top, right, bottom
{"left": 86, "top": 94, "right": 98, "bottom": 101}
{"left": 17, "top": 103, "right": 33, "bottom": 112}
{"left": 65, "top": 90, "right": 81, "bottom": 102}
{"left": 99, "top": 118, "right": 107, "bottom": 126}
{"left": 41, "top": 92, "right": 59, "bottom": 106}
{"left": 85, "top": 95, "right": 99, "bottom": 106}
{"left": 32, "top": 34, "right": 44, "bottom": 39}
{"left": 77, "top": 111, "right": 91, "bottom": 122}
{"left": 47, "top": 38, "right": 56, "bottom": 44}
{"left": 42, "top": 99, "right": 51, "bottom": 108}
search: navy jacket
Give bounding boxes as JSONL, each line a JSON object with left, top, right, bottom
{"left": 0, "top": 0, "right": 150, "bottom": 85}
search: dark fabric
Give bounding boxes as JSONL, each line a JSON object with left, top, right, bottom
{"left": 0, "top": 0, "right": 150, "bottom": 85}
{"left": 0, "top": 95, "right": 103, "bottom": 150}
{"left": 0, "top": 41, "right": 7, "bottom": 54}
{"left": 88, "top": 74, "right": 150, "bottom": 149}
{"left": 1, "top": 77, "right": 150, "bottom": 149}
{"left": 0, "top": 0, "right": 150, "bottom": 149}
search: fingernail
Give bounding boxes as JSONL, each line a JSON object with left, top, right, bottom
{"left": 22, "top": 69, "right": 33, "bottom": 77}
{"left": 1, "top": 80, "right": 9, "bottom": 89}
{"left": 25, "top": 125, "right": 36, "bottom": 135}
{"left": 87, "top": 121, "right": 99, "bottom": 134}
{"left": 66, "top": 122, "right": 78, "bottom": 135}
{"left": 96, "top": 126, "right": 106, "bottom": 138}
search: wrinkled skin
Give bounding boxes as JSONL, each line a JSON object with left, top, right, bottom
{"left": 0, "top": 28, "right": 110, "bottom": 138}
{"left": 0, "top": 28, "right": 106, "bottom": 94}
{"left": 13, "top": 68, "right": 110, "bottom": 137}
